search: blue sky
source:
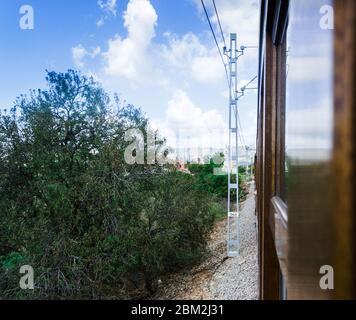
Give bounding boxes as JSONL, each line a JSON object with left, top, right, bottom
{"left": 0, "top": 0, "right": 260, "bottom": 157}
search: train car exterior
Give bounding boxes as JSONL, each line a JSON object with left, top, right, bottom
{"left": 256, "top": 0, "right": 356, "bottom": 299}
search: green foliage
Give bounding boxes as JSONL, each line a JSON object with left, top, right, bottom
{"left": 0, "top": 70, "right": 214, "bottom": 299}
{"left": 1, "top": 252, "right": 25, "bottom": 271}
{"left": 208, "top": 202, "right": 226, "bottom": 221}
{"left": 187, "top": 153, "right": 248, "bottom": 201}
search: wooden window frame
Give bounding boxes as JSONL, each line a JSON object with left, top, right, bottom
{"left": 333, "top": 0, "right": 356, "bottom": 299}
{"left": 257, "top": 0, "right": 289, "bottom": 300}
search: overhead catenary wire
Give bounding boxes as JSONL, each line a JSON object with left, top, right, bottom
{"left": 231, "top": 75, "right": 257, "bottom": 149}
{"left": 212, "top": 0, "right": 227, "bottom": 49}
{"left": 237, "top": 111, "right": 247, "bottom": 147}
{"left": 241, "top": 76, "right": 258, "bottom": 91}
{"left": 201, "top": 0, "right": 251, "bottom": 151}
{"left": 237, "top": 76, "right": 258, "bottom": 148}
{"left": 200, "top": 0, "right": 230, "bottom": 87}
{"left": 232, "top": 106, "right": 247, "bottom": 149}
{"left": 233, "top": 76, "right": 258, "bottom": 149}
{"left": 240, "top": 46, "right": 258, "bottom": 49}
{"left": 235, "top": 75, "right": 258, "bottom": 148}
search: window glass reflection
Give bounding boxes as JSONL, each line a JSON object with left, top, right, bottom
{"left": 285, "top": 0, "right": 334, "bottom": 200}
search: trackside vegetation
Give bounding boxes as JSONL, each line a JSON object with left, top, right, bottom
{"left": 0, "top": 70, "right": 248, "bottom": 299}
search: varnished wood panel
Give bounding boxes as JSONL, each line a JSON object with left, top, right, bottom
{"left": 333, "top": 0, "right": 356, "bottom": 300}
{"left": 260, "top": 27, "right": 280, "bottom": 301}
{"left": 275, "top": 41, "right": 286, "bottom": 200}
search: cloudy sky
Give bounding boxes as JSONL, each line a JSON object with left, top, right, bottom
{"left": 0, "top": 0, "right": 259, "bottom": 158}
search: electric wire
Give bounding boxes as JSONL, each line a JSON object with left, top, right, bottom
{"left": 241, "top": 76, "right": 258, "bottom": 91}
{"left": 200, "top": 0, "right": 230, "bottom": 87}
{"left": 212, "top": 0, "right": 227, "bottom": 48}
{"left": 201, "top": 0, "right": 251, "bottom": 150}
{"left": 237, "top": 111, "right": 247, "bottom": 147}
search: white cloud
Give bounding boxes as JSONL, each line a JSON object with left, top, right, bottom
{"left": 162, "top": 33, "right": 207, "bottom": 69}
{"left": 100, "top": 0, "right": 228, "bottom": 85}
{"left": 161, "top": 32, "right": 224, "bottom": 84}
{"left": 100, "top": 1, "right": 232, "bottom": 86}
{"left": 72, "top": 45, "right": 101, "bottom": 68}
{"left": 288, "top": 56, "right": 332, "bottom": 82}
{"left": 72, "top": 45, "right": 87, "bottom": 68}
{"left": 96, "top": 0, "right": 118, "bottom": 27}
{"left": 192, "top": 56, "right": 224, "bottom": 83}
{"left": 152, "top": 90, "right": 227, "bottom": 155}
{"left": 96, "top": 18, "right": 105, "bottom": 27}
{"left": 102, "top": 0, "right": 158, "bottom": 80}
{"left": 98, "top": 0, "right": 117, "bottom": 16}
{"left": 286, "top": 101, "right": 333, "bottom": 152}
{"left": 203, "top": 0, "right": 259, "bottom": 46}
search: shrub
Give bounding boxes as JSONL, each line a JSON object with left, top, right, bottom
{"left": 0, "top": 70, "right": 214, "bottom": 299}
{"left": 187, "top": 154, "right": 248, "bottom": 201}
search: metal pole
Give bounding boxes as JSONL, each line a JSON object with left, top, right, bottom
{"left": 227, "top": 33, "right": 240, "bottom": 257}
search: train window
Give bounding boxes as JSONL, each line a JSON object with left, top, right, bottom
{"left": 285, "top": 0, "right": 334, "bottom": 201}
{"left": 284, "top": 0, "right": 335, "bottom": 299}
{"left": 260, "top": 0, "right": 356, "bottom": 300}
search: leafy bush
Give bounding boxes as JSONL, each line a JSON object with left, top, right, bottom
{"left": 0, "top": 70, "right": 215, "bottom": 299}
{"left": 188, "top": 154, "right": 248, "bottom": 201}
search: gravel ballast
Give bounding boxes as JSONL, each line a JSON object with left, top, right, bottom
{"left": 210, "top": 182, "right": 258, "bottom": 300}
